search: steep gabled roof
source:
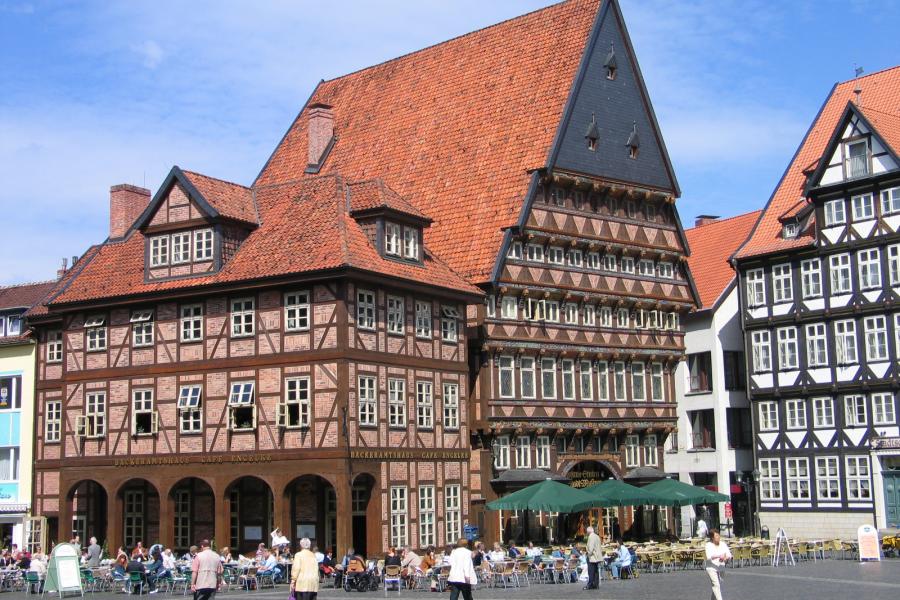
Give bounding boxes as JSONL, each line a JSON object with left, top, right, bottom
{"left": 256, "top": 0, "right": 603, "bottom": 281}
{"left": 347, "top": 179, "right": 429, "bottom": 221}
{"left": 686, "top": 211, "right": 761, "bottom": 310}
{"left": 735, "top": 66, "right": 900, "bottom": 260}
{"left": 45, "top": 172, "right": 481, "bottom": 307}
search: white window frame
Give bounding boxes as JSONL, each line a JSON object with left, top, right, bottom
{"left": 545, "top": 300, "right": 559, "bottom": 323}
{"left": 616, "top": 308, "right": 629, "bottom": 328}
{"left": 785, "top": 399, "right": 807, "bottom": 430}
{"left": 282, "top": 377, "right": 311, "bottom": 429}
{"left": 85, "top": 316, "right": 107, "bottom": 352}
{"left": 418, "top": 485, "right": 435, "bottom": 548}
{"left": 131, "top": 310, "right": 154, "bottom": 348}
{"left": 597, "top": 361, "right": 609, "bottom": 401}
{"left": 227, "top": 381, "right": 256, "bottom": 431}
{"left": 403, "top": 226, "right": 418, "bottom": 259}
{"left": 388, "top": 378, "right": 406, "bottom": 428}
{"left": 582, "top": 305, "right": 595, "bottom": 326}
{"left": 812, "top": 397, "right": 834, "bottom": 428}
{"left": 603, "top": 254, "right": 617, "bottom": 272}
{"left": 387, "top": 295, "right": 405, "bottom": 335}
{"left": 834, "top": 319, "right": 858, "bottom": 365}
{"left": 385, "top": 222, "right": 402, "bottom": 256}
{"left": 149, "top": 235, "right": 169, "bottom": 267}
{"left": 171, "top": 231, "right": 191, "bottom": 264}
{"left": 358, "top": 375, "right": 377, "bottom": 426}
{"left": 47, "top": 330, "right": 63, "bottom": 363}
{"left": 526, "top": 244, "right": 544, "bottom": 263}
{"left": 564, "top": 302, "right": 578, "bottom": 325}
{"left": 643, "top": 434, "right": 657, "bottom": 467}
{"left": 620, "top": 256, "right": 635, "bottom": 274}
{"left": 45, "top": 400, "right": 61, "bottom": 443}
{"left": 507, "top": 241, "right": 523, "bottom": 260}
{"left": 498, "top": 356, "right": 514, "bottom": 399}
{"left": 844, "top": 395, "right": 867, "bottom": 427}
{"left": 194, "top": 228, "right": 214, "bottom": 261}
{"left": 864, "top": 315, "right": 888, "bottom": 361}
{"left": 613, "top": 362, "right": 625, "bottom": 401}
{"left": 443, "top": 383, "right": 459, "bottom": 430}
{"left": 561, "top": 359, "right": 575, "bottom": 400}
{"left": 751, "top": 330, "right": 771, "bottom": 373}
{"left": 888, "top": 245, "right": 900, "bottom": 286}
{"left": 823, "top": 199, "right": 845, "bottom": 226}
{"left": 631, "top": 361, "right": 645, "bottom": 401}
{"left": 501, "top": 296, "right": 518, "bottom": 320}
{"left": 586, "top": 252, "right": 600, "bottom": 270}
{"left": 535, "top": 435, "right": 551, "bottom": 469}
{"left": 579, "top": 360, "right": 593, "bottom": 401}
{"left": 415, "top": 301, "right": 432, "bottom": 338}
{"left": 815, "top": 457, "right": 841, "bottom": 501}
{"left": 547, "top": 246, "right": 564, "bottom": 265}
{"left": 759, "top": 401, "right": 779, "bottom": 432}
{"left": 759, "top": 458, "right": 782, "bottom": 501}
{"left": 772, "top": 263, "right": 793, "bottom": 303}
{"left": 357, "top": 290, "right": 376, "bottom": 330}
{"left": 541, "top": 358, "right": 556, "bottom": 399}
{"left": 746, "top": 268, "right": 766, "bottom": 306}
{"left": 846, "top": 456, "right": 871, "bottom": 500}
{"left": 777, "top": 327, "right": 798, "bottom": 370}
{"left": 131, "top": 389, "right": 156, "bottom": 436}
{"left": 441, "top": 306, "right": 459, "bottom": 342}
{"left": 520, "top": 357, "right": 535, "bottom": 399}
{"left": 416, "top": 381, "right": 434, "bottom": 429}
{"left": 177, "top": 385, "right": 202, "bottom": 434}
{"left": 800, "top": 259, "right": 822, "bottom": 298}
{"left": 852, "top": 193, "right": 874, "bottom": 221}
{"left": 390, "top": 487, "right": 408, "bottom": 547}
{"left": 805, "top": 323, "right": 828, "bottom": 367}
{"left": 638, "top": 258, "right": 655, "bottom": 277}
{"left": 786, "top": 457, "right": 810, "bottom": 500}
{"left": 625, "top": 434, "right": 640, "bottom": 467}
{"left": 445, "top": 485, "right": 461, "bottom": 542}
{"left": 493, "top": 435, "right": 510, "bottom": 470}
{"left": 515, "top": 436, "right": 531, "bottom": 468}
{"left": 657, "top": 262, "right": 674, "bottom": 279}
{"left": 599, "top": 306, "right": 612, "bottom": 327}
{"left": 858, "top": 248, "right": 882, "bottom": 290}
{"left": 84, "top": 391, "right": 106, "bottom": 438}
{"left": 230, "top": 297, "right": 255, "bottom": 337}
{"left": 284, "top": 291, "right": 310, "bottom": 332}
{"left": 881, "top": 186, "right": 900, "bottom": 216}
{"left": 180, "top": 304, "right": 203, "bottom": 342}
{"left": 829, "top": 253, "right": 852, "bottom": 294}
{"left": 872, "top": 392, "right": 895, "bottom": 426}
{"left": 650, "top": 363, "right": 664, "bottom": 402}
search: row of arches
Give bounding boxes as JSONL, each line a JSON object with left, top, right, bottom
{"left": 67, "top": 473, "right": 377, "bottom": 555}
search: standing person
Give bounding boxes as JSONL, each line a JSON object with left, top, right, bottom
{"left": 704, "top": 529, "right": 731, "bottom": 600}
{"left": 191, "top": 540, "right": 223, "bottom": 600}
{"left": 447, "top": 538, "right": 477, "bottom": 600}
{"left": 86, "top": 537, "right": 102, "bottom": 567}
{"left": 696, "top": 511, "right": 709, "bottom": 539}
{"left": 584, "top": 526, "right": 602, "bottom": 589}
{"left": 290, "top": 538, "right": 319, "bottom": 600}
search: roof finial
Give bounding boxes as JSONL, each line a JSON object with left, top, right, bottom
{"left": 853, "top": 64, "right": 864, "bottom": 106}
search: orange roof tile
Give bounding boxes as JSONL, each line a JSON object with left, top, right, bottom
{"left": 347, "top": 179, "right": 429, "bottom": 221}
{"left": 256, "top": 0, "right": 601, "bottom": 282}
{"left": 181, "top": 169, "right": 258, "bottom": 225}
{"left": 735, "top": 66, "right": 900, "bottom": 260}
{"left": 0, "top": 280, "right": 57, "bottom": 311}
{"left": 686, "top": 211, "right": 762, "bottom": 310}
{"left": 47, "top": 174, "right": 482, "bottom": 306}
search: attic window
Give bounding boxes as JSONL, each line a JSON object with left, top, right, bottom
{"left": 626, "top": 122, "right": 640, "bottom": 159}
{"left": 603, "top": 43, "right": 617, "bottom": 80}
{"left": 782, "top": 222, "right": 800, "bottom": 239}
{"left": 585, "top": 113, "right": 600, "bottom": 152}
{"left": 846, "top": 140, "right": 868, "bottom": 178}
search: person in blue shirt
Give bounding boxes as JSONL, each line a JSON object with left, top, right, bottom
{"left": 609, "top": 540, "right": 632, "bottom": 580}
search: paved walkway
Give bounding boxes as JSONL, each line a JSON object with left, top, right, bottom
{"left": 49, "top": 559, "right": 899, "bottom": 600}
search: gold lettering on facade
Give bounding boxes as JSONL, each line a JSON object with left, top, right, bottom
{"left": 114, "top": 454, "right": 273, "bottom": 467}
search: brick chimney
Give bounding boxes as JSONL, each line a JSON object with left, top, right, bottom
{"left": 307, "top": 103, "right": 334, "bottom": 167}
{"left": 694, "top": 214, "right": 720, "bottom": 227}
{"left": 109, "top": 184, "right": 151, "bottom": 239}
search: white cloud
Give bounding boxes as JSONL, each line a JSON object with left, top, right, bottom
{"left": 133, "top": 40, "right": 164, "bottom": 69}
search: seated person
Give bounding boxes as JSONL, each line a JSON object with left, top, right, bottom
{"left": 399, "top": 546, "right": 421, "bottom": 579}
{"left": 609, "top": 540, "right": 632, "bottom": 579}
{"left": 508, "top": 545, "right": 521, "bottom": 559}
{"left": 255, "top": 543, "right": 267, "bottom": 564}
{"left": 218, "top": 547, "right": 233, "bottom": 564}
{"left": 384, "top": 546, "right": 402, "bottom": 567}
{"left": 146, "top": 550, "right": 169, "bottom": 591}
{"left": 182, "top": 546, "right": 198, "bottom": 562}
{"left": 131, "top": 542, "right": 147, "bottom": 561}
{"left": 525, "top": 541, "right": 543, "bottom": 565}
{"left": 257, "top": 549, "right": 283, "bottom": 583}
{"left": 488, "top": 542, "right": 506, "bottom": 562}
{"left": 471, "top": 543, "right": 484, "bottom": 567}
{"left": 319, "top": 550, "right": 335, "bottom": 576}
{"left": 17, "top": 552, "right": 31, "bottom": 570}
{"left": 162, "top": 549, "right": 177, "bottom": 571}
{"left": 125, "top": 554, "right": 148, "bottom": 589}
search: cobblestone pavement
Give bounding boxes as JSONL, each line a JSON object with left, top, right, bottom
{"left": 54, "top": 558, "right": 899, "bottom": 600}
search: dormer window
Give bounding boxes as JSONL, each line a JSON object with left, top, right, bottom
{"left": 626, "top": 121, "right": 640, "bottom": 159}
{"left": 149, "top": 229, "right": 216, "bottom": 270}
{"left": 194, "top": 229, "right": 214, "bottom": 260}
{"left": 846, "top": 140, "right": 868, "bottom": 178}
{"left": 403, "top": 227, "right": 419, "bottom": 259}
{"left": 171, "top": 232, "right": 191, "bottom": 264}
{"left": 585, "top": 113, "right": 600, "bottom": 152}
{"left": 149, "top": 236, "right": 169, "bottom": 267}
{"left": 603, "top": 43, "right": 617, "bottom": 80}
{"left": 385, "top": 222, "right": 402, "bottom": 256}
{"left": 782, "top": 222, "right": 800, "bottom": 239}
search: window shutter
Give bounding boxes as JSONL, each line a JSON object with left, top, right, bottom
{"left": 277, "top": 400, "right": 287, "bottom": 428}
{"left": 151, "top": 411, "right": 159, "bottom": 434}
{"left": 251, "top": 404, "right": 258, "bottom": 428}
{"left": 75, "top": 415, "right": 86, "bottom": 439}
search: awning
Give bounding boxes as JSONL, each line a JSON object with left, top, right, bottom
{"left": 486, "top": 479, "right": 595, "bottom": 513}
{"left": 582, "top": 479, "right": 659, "bottom": 507}
{"left": 641, "top": 478, "right": 730, "bottom": 507}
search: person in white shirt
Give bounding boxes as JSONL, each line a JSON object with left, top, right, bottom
{"left": 524, "top": 542, "right": 542, "bottom": 558}
{"left": 704, "top": 529, "right": 732, "bottom": 600}
{"left": 447, "top": 538, "right": 477, "bottom": 600}
{"left": 162, "top": 549, "right": 176, "bottom": 571}
{"left": 487, "top": 542, "right": 506, "bottom": 563}
{"left": 696, "top": 514, "right": 709, "bottom": 539}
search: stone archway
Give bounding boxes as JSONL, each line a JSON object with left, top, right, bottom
{"left": 168, "top": 478, "right": 215, "bottom": 553}
{"left": 283, "top": 475, "right": 337, "bottom": 554}
{"left": 67, "top": 480, "right": 108, "bottom": 546}
{"left": 224, "top": 476, "right": 274, "bottom": 555}
{"left": 115, "top": 478, "right": 161, "bottom": 552}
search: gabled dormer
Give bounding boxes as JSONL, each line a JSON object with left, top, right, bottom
{"left": 132, "top": 166, "right": 258, "bottom": 282}
{"left": 346, "top": 179, "right": 432, "bottom": 265}
{"left": 806, "top": 101, "right": 900, "bottom": 191}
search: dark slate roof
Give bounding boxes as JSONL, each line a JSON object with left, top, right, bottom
{"left": 623, "top": 466, "right": 667, "bottom": 482}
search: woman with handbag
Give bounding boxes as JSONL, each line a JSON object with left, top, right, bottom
{"left": 704, "top": 529, "right": 732, "bottom": 600}
{"left": 290, "top": 538, "right": 319, "bottom": 600}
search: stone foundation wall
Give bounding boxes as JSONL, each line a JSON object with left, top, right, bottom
{"left": 759, "top": 511, "right": 871, "bottom": 540}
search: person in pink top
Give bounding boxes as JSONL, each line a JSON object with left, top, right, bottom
{"left": 191, "top": 540, "right": 223, "bottom": 600}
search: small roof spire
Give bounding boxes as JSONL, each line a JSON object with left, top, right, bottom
{"left": 585, "top": 112, "right": 600, "bottom": 142}
{"left": 626, "top": 121, "right": 640, "bottom": 149}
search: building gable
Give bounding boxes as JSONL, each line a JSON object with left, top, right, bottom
{"left": 551, "top": 0, "right": 678, "bottom": 194}
{"left": 808, "top": 102, "right": 900, "bottom": 190}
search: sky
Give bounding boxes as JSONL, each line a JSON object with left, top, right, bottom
{"left": 1, "top": 0, "right": 899, "bottom": 285}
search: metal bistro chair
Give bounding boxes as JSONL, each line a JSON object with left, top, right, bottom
{"left": 126, "top": 571, "right": 145, "bottom": 595}
{"left": 240, "top": 566, "right": 259, "bottom": 591}
{"left": 383, "top": 565, "right": 402, "bottom": 595}
{"left": 24, "top": 571, "right": 42, "bottom": 595}
{"left": 436, "top": 564, "right": 451, "bottom": 592}
{"left": 513, "top": 561, "right": 531, "bottom": 587}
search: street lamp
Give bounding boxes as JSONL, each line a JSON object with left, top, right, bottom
{"left": 750, "top": 469, "right": 760, "bottom": 537}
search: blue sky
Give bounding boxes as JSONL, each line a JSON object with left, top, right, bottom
{"left": 1, "top": 0, "right": 899, "bottom": 285}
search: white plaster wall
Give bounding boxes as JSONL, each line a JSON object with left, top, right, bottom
{"left": 759, "top": 511, "right": 869, "bottom": 540}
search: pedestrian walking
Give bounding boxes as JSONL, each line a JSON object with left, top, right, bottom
{"left": 704, "top": 529, "right": 732, "bottom": 600}
{"left": 584, "top": 526, "right": 602, "bottom": 589}
{"left": 191, "top": 540, "right": 223, "bottom": 600}
{"left": 290, "top": 537, "right": 320, "bottom": 600}
{"left": 447, "top": 537, "right": 477, "bottom": 600}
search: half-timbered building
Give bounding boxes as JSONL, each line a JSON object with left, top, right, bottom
{"left": 31, "top": 0, "right": 699, "bottom": 552}
{"left": 733, "top": 66, "right": 900, "bottom": 537}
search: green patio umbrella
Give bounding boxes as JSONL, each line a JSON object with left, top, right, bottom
{"left": 583, "top": 479, "right": 660, "bottom": 507}
{"left": 486, "top": 479, "right": 596, "bottom": 513}
{"left": 641, "top": 477, "right": 730, "bottom": 507}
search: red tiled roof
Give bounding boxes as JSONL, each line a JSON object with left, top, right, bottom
{"left": 0, "top": 280, "right": 57, "bottom": 311}
{"left": 256, "top": 0, "right": 601, "bottom": 281}
{"left": 181, "top": 170, "right": 258, "bottom": 225}
{"left": 347, "top": 180, "right": 428, "bottom": 220}
{"left": 735, "top": 66, "right": 900, "bottom": 260}
{"left": 686, "top": 211, "right": 762, "bottom": 310}
{"left": 47, "top": 174, "right": 482, "bottom": 306}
